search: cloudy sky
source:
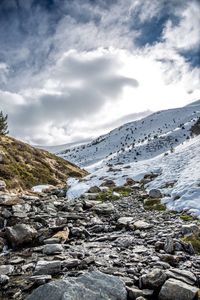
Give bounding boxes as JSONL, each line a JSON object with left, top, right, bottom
{"left": 0, "top": 0, "right": 200, "bottom": 145}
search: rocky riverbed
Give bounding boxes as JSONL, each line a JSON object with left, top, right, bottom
{"left": 0, "top": 179, "right": 200, "bottom": 300}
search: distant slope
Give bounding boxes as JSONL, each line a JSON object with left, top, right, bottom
{"left": 0, "top": 136, "right": 88, "bottom": 190}
{"left": 39, "top": 111, "right": 151, "bottom": 155}
{"left": 38, "top": 139, "right": 91, "bottom": 154}
{"left": 58, "top": 100, "right": 200, "bottom": 167}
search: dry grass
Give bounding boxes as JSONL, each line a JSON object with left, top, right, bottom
{"left": 0, "top": 136, "right": 88, "bottom": 190}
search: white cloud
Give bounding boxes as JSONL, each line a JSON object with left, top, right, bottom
{"left": 163, "top": 1, "right": 200, "bottom": 50}
{"left": 1, "top": 46, "right": 199, "bottom": 145}
{"left": 0, "top": 0, "right": 199, "bottom": 145}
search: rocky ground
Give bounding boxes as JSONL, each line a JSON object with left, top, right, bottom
{"left": 0, "top": 178, "right": 200, "bottom": 300}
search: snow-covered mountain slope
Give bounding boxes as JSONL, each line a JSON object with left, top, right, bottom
{"left": 58, "top": 101, "right": 200, "bottom": 167}
{"left": 64, "top": 100, "right": 200, "bottom": 218}
{"left": 67, "top": 135, "right": 200, "bottom": 218}
{"left": 38, "top": 111, "right": 151, "bottom": 155}
{"left": 37, "top": 139, "right": 91, "bottom": 154}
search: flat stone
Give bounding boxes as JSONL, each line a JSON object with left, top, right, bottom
{"left": 0, "top": 194, "right": 24, "bottom": 206}
{"left": 12, "top": 203, "right": 31, "bottom": 213}
{"left": 133, "top": 245, "right": 148, "bottom": 254}
{"left": 84, "top": 200, "right": 101, "bottom": 208}
{"left": 84, "top": 193, "right": 99, "bottom": 200}
{"left": 43, "top": 238, "right": 61, "bottom": 244}
{"left": 93, "top": 202, "right": 115, "bottom": 215}
{"left": 117, "top": 217, "right": 134, "bottom": 226}
{"left": 13, "top": 212, "right": 28, "bottom": 218}
{"left": 134, "top": 220, "right": 152, "bottom": 230}
{"left": 63, "top": 259, "right": 80, "bottom": 268}
{"left": 43, "top": 244, "right": 64, "bottom": 255}
{"left": 0, "top": 265, "right": 14, "bottom": 275}
{"left": 116, "top": 236, "right": 135, "bottom": 248}
{"left": 29, "top": 275, "right": 52, "bottom": 285}
{"left": 10, "top": 257, "right": 25, "bottom": 264}
{"left": 34, "top": 260, "right": 61, "bottom": 275}
{"left": 127, "top": 286, "right": 153, "bottom": 299}
{"left": 166, "top": 269, "right": 197, "bottom": 286}
{"left": 27, "top": 271, "right": 127, "bottom": 300}
{"left": 21, "top": 195, "right": 40, "bottom": 201}
{"left": 158, "top": 278, "right": 199, "bottom": 300}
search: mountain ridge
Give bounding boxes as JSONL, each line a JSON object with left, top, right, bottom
{"left": 63, "top": 100, "right": 200, "bottom": 218}
{"left": 57, "top": 100, "right": 200, "bottom": 168}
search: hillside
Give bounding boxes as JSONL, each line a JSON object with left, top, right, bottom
{"left": 58, "top": 101, "right": 200, "bottom": 167}
{"left": 64, "top": 101, "right": 200, "bottom": 218}
{"left": 0, "top": 136, "right": 88, "bottom": 190}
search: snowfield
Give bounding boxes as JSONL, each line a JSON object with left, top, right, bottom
{"left": 59, "top": 100, "right": 200, "bottom": 167}
{"left": 64, "top": 100, "right": 200, "bottom": 218}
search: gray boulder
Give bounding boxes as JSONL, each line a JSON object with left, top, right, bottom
{"left": 0, "top": 274, "right": 9, "bottom": 286}
{"left": 43, "top": 244, "right": 64, "bottom": 255}
{"left": 149, "top": 189, "right": 162, "bottom": 198}
{"left": 27, "top": 271, "right": 127, "bottom": 300}
{"left": 118, "top": 217, "right": 134, "bottom": 226}
{"left": 165, "top": 269, "right": 197, "bottom": 286}
{"left": 140, "top": 268, "right": 167, "bottom": 289}
{"left": 93, "top": 202, "right": 115, "bottom": 215}
{"left": 164, "top": 236, "right": 174, "bottom": 254}
{"left": 5, "top": 224, "right": 37, "bottom": 248}
{"left": 34, "top": 260, "right": 61, "bottom": 276}
{"left": 182, "top": 224, "right": 200, "bottom": 236}
{"left": 87, "top": 186, "right": 101, "bottom": 193}
{"left": 158, "top": 278, "right": 199, "bottom": 300}
{"left": 0, "top": 265, "right": 14, "bottom": 275}
{"left": 134, "top": 220, "right": 152, "bottom": 230}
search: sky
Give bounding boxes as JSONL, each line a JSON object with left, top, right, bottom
{"left": 0, "top": 0, "right": 200, "bottom": 145}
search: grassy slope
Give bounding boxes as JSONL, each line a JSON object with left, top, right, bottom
{"left": 0, "top": 136, "right": 88, "bottom": 190}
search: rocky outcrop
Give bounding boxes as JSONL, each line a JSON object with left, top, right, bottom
{"left": 0, "top": 184, "right": 199, "bottom": 299}
{"left": 27, "top": 271, "right": 127, "bottom": 300}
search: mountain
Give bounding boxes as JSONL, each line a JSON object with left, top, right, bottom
{"left": 39, "top": 110, "right": 151, "bottom": 155}
{"left": 38, "top": 138, "right": 92, "bottom": 154}
{"left": 58, "top": 100, "right": 200, "bottom": 167}
{"left": 0, "top": 136, "right": 88, "bottom": 190}
{"left": 62, "top": 100, "right": 200, "bottom": 218}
